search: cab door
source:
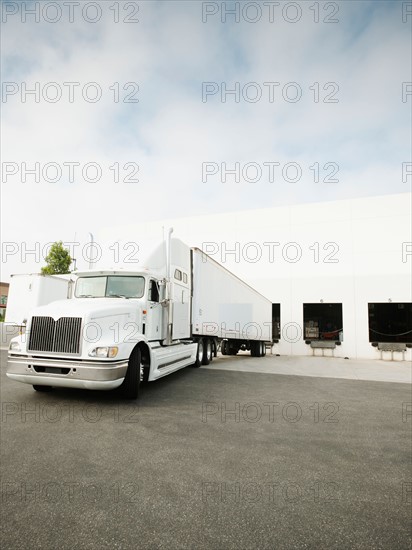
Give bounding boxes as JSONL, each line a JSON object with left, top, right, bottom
{"left": 145, "top": 279, "right": 162, "bottom": 341}
{"left": 172, "top": 269, "right": 191, "bottom": 339}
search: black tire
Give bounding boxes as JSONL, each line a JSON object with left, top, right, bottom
{"left": 33, "top": 385, "right": 52, "bottom": 392}
{"left": 261, "top": 342, "right": 266, "bottom": 357}
{"left": 120, "top": 348, "right": 141, "bottom": 399}
{"left": 250, "top": 341, "right": 258, "bottom": 357}
{"left": 221, "top": 340, "right": 228, "bottom": 355}
{"left": 250, "top": 342, "right": 255, "bottom": 357}
{"left": 202, "top": 338, "right": 212, "bottom": 365}
{"left": 193, "top": 339, "right": 204, "bottom": 367}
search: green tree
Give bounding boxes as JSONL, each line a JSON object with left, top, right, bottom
{"left": 41, "top": 241, "right": 72, "bottom": 275}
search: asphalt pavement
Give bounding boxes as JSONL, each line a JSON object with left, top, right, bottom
{"left": 204, "top": 352, "right": 412, "bottom": 384}
{"left": 1, "top": 350, "right": 411, "bottom": 550}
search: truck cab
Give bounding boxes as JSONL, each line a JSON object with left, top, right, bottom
{"left": 7, "top": 265, "right": 198, "bottom": 399}
{"left": 74, "top": 269, "right": 161, "bottom": 341}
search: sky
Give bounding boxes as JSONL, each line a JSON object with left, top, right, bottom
{"left": 1, "top": 0, "right": 411, "bottom": 280}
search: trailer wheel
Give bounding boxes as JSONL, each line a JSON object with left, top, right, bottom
{"left": 33, "top": 385, "right": 52, "bottom": 392}
{"left": 250, "top": 341, "right": 259, "bottom": 357}
{"left": 261, "top": 342, "right": 266, "bottom": 357}
{"left": 202, "top": 338, "right": 212, "bottom": 365}
{"left": 193, "top": 339, "right": 204, "bottom": 367}
{"left": 120, "top": 348, "right": 141, "bottom": 399}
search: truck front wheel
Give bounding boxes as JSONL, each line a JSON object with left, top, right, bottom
{"left": 120, "top": 348, "right": 141, "bottom": 399}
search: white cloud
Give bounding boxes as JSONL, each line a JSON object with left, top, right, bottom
{"left": 1, "top": 0, "right": 411, "bottom": 280}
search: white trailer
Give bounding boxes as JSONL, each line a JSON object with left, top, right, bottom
{"left": 191, "top": 248, "right": 272, "bottom": 358}
{"left": 7, "top": 235, "right": 273, "bottom": 399}
{"left": 5, "top": 274, "right": 72, "bottom": 326}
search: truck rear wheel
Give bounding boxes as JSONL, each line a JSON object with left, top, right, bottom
{"left": 33, "top": 385, "right": 52, "bottom": 392}
{"left": 202, "top": 338, "right": 212, "bottom": 365}
{"left": 193, "top": 339, "right": 204, "bottom": 367}
{"left": 227, "top": 341, "right": 238, "bottom": 355}
{"left": 221, "top": 340, "right": 228, "bottom": 355}
{"left": 120, "top": 348, "right": 141, "bottom": 399}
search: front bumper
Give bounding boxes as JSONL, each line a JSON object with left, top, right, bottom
{"left": 7, "top": 354, "right": 128, "bottom": 390}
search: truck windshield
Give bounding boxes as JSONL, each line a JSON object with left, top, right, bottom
{"left": 75, "top": 276, "right": 145, "bottom": 299}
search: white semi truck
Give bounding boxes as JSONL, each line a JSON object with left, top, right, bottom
{"left": 7, "top": 236, "right": 273, "bottom": 399}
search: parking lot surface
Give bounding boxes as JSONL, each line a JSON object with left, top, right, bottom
{"left": 205, "top": 352, "right": 412, "bottom": 384}
{"left": 1, "top": 350, "right": 411, "bottom": 550}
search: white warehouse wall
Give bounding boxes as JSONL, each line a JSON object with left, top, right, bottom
{"left": 99, "top": 193, "right": 412, "bottom": 361}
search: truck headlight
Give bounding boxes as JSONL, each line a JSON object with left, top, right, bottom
{"left": 10, "top": 341, "right": 22, "bottom": 352}
{"left": 89, "top": 346, "right": 119, "bottom": 358}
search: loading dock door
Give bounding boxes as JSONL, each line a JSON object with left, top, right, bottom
{"left": 303, "top": 303, "right": 343, "bottom": 341}
{"left": 272, "top": 304, "right": 280, "bottom": 341}
{"left": 368, "top": 303, "right": 412, "bottom": 343}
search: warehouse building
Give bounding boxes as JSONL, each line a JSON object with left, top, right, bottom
{"left": 99, "top": 193, "right": 411, "bottom": 361}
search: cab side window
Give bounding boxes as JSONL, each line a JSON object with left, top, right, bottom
{"left": 149, "top": 280, "right": 159, "bottom": 302}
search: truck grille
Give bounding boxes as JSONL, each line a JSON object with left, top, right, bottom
{"left": 28, "top": 316, "right": 82, "bottom": 354}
